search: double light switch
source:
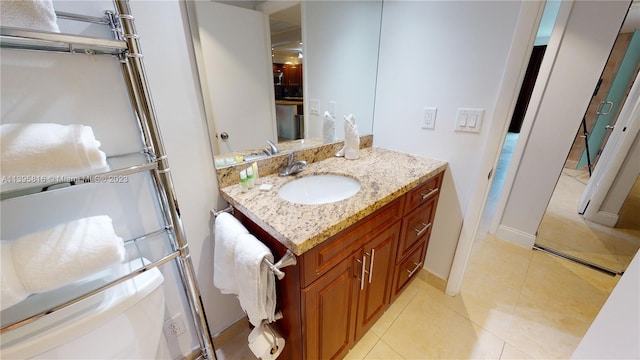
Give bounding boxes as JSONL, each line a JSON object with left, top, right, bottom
{"left": 454, "top": 108, "right": 484, "bottom": 133}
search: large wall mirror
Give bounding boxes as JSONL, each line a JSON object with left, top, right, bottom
{"left": 186, "top": 0, "right": 383, "bottom": 166}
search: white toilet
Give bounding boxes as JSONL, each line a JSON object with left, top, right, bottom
{"left": 1, "top": 259, "right": 167, "bottom": 359}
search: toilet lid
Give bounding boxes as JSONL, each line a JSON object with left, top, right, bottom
{"left": 0, "top": 258, "right": 164, "bottom": 358}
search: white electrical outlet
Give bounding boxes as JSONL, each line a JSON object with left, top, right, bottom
{"left": 422, "top": 107, "right": 437, "bottom": 130}
{"left": 163, "top": 313, "right": 186, "bottom": 337}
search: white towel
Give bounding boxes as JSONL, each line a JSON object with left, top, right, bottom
{"left": 0, "top": 0, "right": 60, "bottom": 33}
{"left": 1, "top": 215, "right": 125, "bottom": 310}
{"left": 322, "top": 111, "right": 336, "bottom": 144}
{"left": 0, "top": 123, "right": 109, "bottom": 177}
{"left": 213, "top": 212, "right": 249, "bottom": 295}
{"left": 0, "top": 241, "right": 29, "bottom": 310}
{"left": 335, "top": 114, "right": 360, "bottom": 160}
{"left": 234, "top": 233, "right": 276, "bottom": 327}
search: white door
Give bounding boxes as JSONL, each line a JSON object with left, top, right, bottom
{"left": 192, "top": 1, "right": 276, "bottom": 154}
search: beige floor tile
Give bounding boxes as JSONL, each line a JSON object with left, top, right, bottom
{"left": 466, "top": 236, "right": 533, "bottom": 292}
{"left": 345, "top": 331, "right": 380, "bottom": 360}
{"left": 364, "top": 340, "right": 405, "bottom": 360}
{"left": 536, "top": 172, "right": 640, "bottom": 273}
{"left": 499, "top": 343, "right": 532, "bottom": 359}
{"left": 521, "top": 252, "right": 616, "bottom": 319}
{"left": 370, "top": 278, "right": 426, "bottom": 337}
{"left": 505, "top": 251, "right": 618, "bottom": 359}
{"left": 214, "top": 325, "right": 257, "bottom": 360}
{"left": 382, "top": 291, "right": 505, "bottom": 359}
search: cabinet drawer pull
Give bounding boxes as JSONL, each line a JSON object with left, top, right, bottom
{"left": 405, "top": 261, "right": 423, "bottom": 278}
{"left": 420, "top": 188, "right": 438, "bottom": 200}
{"left": 367, "top": 249, "right": 375, "bottom": 284}
{"left": 412, "top": 222, "right": 432, "bottom": 237}
{"left": 356, "top": 255, "right": 368, "bottom": 290}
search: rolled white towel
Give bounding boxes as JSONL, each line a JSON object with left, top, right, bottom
{"left": 0, "top": 0, "right": 60, "bottom": 33}
{"left": 0, "top": 123, "right": 109, "bottom": 177}
{"left": 322, "top": 111, "right": 336, "bottom": 144}
{"left": 213, "top": 212, "right": 249, "bottom": 295}
{"left": 8, "top": 215, "right": 125, "bottom": 298}
{"left": 1, "top": 241, "right": 30, "bottom": 311}
{"left": 335, "top": 114, "right": 360, "bottom": 160}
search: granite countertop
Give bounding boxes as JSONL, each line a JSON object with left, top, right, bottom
{"left": 219, "top": 147, "right": 447, "bottom": 256}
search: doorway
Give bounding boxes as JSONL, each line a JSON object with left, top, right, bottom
{"left": 478, "top": 1, "right": 558, "bottom": 240}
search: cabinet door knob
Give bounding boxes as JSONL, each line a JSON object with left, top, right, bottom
{"left": 412, "top": 222, "right": 432, "bottom": 237}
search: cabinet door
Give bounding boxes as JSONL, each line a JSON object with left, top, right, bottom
{"left": 302, "top": 251, "right": 361, "bottom": 360}
{"left": 355, "top": 222, "right": 400, "bottom": 340}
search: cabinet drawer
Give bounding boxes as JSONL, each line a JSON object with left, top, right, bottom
{"left": 397, "top": 197, "right": 435, "bottom": 261}
{"left": 300, "top": 197, "right": 403, "bottom": 288}
{"left": 392, "top": 239, "right": 427, "bottom": 299}
{"left": 403, "top": 172, "right": 442, "bottom": 215}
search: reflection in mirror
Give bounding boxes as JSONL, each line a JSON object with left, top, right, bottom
{"left": 270, "top": 4, "right": 304, "bottom": 142}
{"left": 187, "top": 1, "right": 383, "bottom": 167}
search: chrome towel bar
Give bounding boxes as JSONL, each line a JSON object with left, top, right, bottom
{"left": 211, "top": 206, "right": 296, "bottom": 279}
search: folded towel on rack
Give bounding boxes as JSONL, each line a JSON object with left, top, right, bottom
{"left": 234, "top": 233, "right": 276, "bottom": 327}
{"left": 0, "top": 0, "right": 60, "bottom": 32}
{"left": 1, "top": 215, "right": 125, "bottom": 310}
{"left": 1, "top": 241, "right": 30, "bottom": 311}
{"left": 0, "top": 123, "right": 109, "bottom": 177}
{"left": 213, "top": 212, "right": 249, "bottom": 295}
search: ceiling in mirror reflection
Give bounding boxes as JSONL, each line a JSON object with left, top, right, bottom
{"left": 270, "top": 4, "right": 302, "bottom": 64}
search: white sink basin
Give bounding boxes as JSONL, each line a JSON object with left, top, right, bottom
{"left": 278, "top": 174, "right": 361, "bottom": 205}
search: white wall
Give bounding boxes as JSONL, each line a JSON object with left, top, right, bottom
{"left": 600, "top": 133, "right": 640, "bottom": 220}
{"left": 496, "top": 0, "right": 631, "bottom": 248}
{"left": 303, "top": 1, "right": 382, "bottom": 140}
{"left": 571, "top": 250, "right": 640, "bottom": 359}
{"left": 130, "top": 0, "right": 247, "bottom": 348}
{"left": 373, "top": 1, "right": 522, "bottom": 279}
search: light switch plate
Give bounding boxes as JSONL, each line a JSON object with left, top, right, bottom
{"left": 329, "top": 101, "right": 337, "bottom": 117}
{"left": 422, "top": 107, "right": 437, "bottom": 129}
{"left": 455, "top": 108, "right": 484, "bottom": 133}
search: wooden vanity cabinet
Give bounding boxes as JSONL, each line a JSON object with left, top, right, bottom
{"left": 391, "top": 171, "right": 443, "bottom": 301}
{"left": 232, "top": 170, "right": 444, "bottom": 360}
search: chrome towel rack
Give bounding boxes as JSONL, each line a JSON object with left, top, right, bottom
{"left": 211, "top": 206, "right": 297, "bottom": 280}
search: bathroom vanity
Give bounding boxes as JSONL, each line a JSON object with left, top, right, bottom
{"left": 219, "top": 145, "right": 446, "bottom": 360}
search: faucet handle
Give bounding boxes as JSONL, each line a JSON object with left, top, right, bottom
{"left": 266, "top": 140, "right": 280, "bottom": 155}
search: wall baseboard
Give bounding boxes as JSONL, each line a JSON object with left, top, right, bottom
{"left": 586, "top": 211, "right": 619, "bottom": 228}
{"left": 495, "top": 224, "right": 536, "bottom": 249}
{"left": 187, "top": 317, "right": 250, "bottom": 360}
{"left": 419, "top": 268, "right": 448, "bottom": 292}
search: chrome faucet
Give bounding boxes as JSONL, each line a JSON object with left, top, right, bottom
{"left": 263, "top": 140, "right": 280, "bottom": 156}
{"left": 279, "top": 152, "right": 307, "bottom": 176}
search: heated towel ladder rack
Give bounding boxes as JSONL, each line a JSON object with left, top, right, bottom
{"left": 0, "top": 2, "right": 215, "bottom": 358}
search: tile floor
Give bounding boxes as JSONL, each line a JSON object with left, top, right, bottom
{"left": 345, "top": 236, "right": 619, "bottom": 360}
{"left": 215, "top": 235, "right": 620, "bottom": 359}
{"left": 536, "top": 168, "right": 640, "bottom": 273}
